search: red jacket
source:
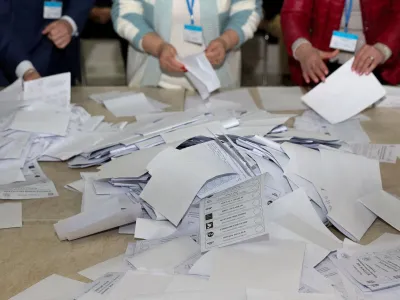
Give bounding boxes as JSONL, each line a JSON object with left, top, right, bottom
{"left": 281, "top": 0, "right": 400, "bottom": 85}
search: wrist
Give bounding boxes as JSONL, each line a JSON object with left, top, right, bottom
{"left": 23, "top": 68, "right": 36, "bottom": 80}
{"left": 295, "top": 43, "right": 313, "bottom": 61}
{"left": 217, "top": 37, "right": 229, "bottom": 52}
{"left": 155, "top": 42, "right": 168, "bottom": 58}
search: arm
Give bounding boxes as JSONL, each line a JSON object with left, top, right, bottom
{"left": 224, "top": 0, "right": 263, "bottom": 48}
{"left": 280, "top": 0, "right": 313, "bottom": 56}
{"left": 111, "top": 0, "right": 155, "bottom": 51}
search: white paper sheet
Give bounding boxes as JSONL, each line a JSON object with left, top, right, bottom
{"left": 247, "top": 289, "right": 338, "bottom": 300}
{"left": 54, "top": 197, "right": 141, "bottom": 241}
{"left": 9, "top": 274, "right": 85, "bottom": 300}
{"left": 0, "top": 202, "right": 22, "bottom": 229}
{"left": 377, "top": 86, "right": 400, "bottom": 107}
{"left": 257, "top": 87, "right": 307, "bottom": 111}
{"left": 64, "top": 179, "right": 85, "bottom": 193}
{"left": 127, "top": 236, "right": 200, "bottom": 273}
{"left": 78, "top": 255, "right": 131, "bottom": 280}
{"left": 199, "top": 175, "right": 269, "bottom": 252}
{"left": 97, "top": 145, "right": 169, "bottom": 180}
{"left": 0, "top": 161, "right": 58, "bottom": 200}
{"left": 358, "top": 190, "right": 400, "bottom": 232}
{"left": 161, "top": 121, "right": 225, "bottom": 144}
{"left": 9, "top": 109, "right": 70, "bottom": 136}
{"left": 302, "top": 58, "right": 386, "bottom": 124}
{"left": 134, "top": 218, "right": 177, "bottom": 240}
{"left": 141, "top": 142, "right": 237, "bottom": 226}
{"left": 350, "top": 144, "right": 399, "bottom": 163}
{"left": 103, "top": 93, "right": 169, "bottom": 117}
{"left": 180, "top": 53, "right": 221, "bottom": 100}
{"left": 133, "top": 289, "right": 247, "bottom": 300}
{"left": 211, "top": 89, "right": 259, "bottom": 111}
{"left": 320, "top": 149, "right": 382, "bottom": 241}
{"left": 23, "top": 73, "right": 71, "bottom": 107}
{"left": 208, "top": 241, "right": 306, "bottom": 292}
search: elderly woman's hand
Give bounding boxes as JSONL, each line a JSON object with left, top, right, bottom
{"left": 206, "top": 38, "right": 228, "bottom": 67}
{"left": 158, "top": 43, "right": 187, "bottom": 73}
{"left": 352, "top": 45, "right": 385, "bottom": 75}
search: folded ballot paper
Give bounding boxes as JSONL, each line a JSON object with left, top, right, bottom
{"left": 180, "top": 52, "right": 221, "bottom": 100}
{"left": 302, "top": 57, "right": 386, "bottom": 124}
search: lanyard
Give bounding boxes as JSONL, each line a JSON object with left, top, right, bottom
{"left": 186, "top": 0, "right": 195, "bottom": 25}
{"left": 344, "top": 0, "right": 353, "bottom": 33}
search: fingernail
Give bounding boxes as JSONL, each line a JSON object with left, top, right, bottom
{"left": 181, "top": 67, "right": 187, "bottom": 72}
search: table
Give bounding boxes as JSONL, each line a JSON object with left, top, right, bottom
{"left": 1, "top": 87, "right": 399, "bottom": 299}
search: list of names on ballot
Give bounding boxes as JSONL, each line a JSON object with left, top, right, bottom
{"left": 200, "top": 174, "right": 268, "bottom": 252}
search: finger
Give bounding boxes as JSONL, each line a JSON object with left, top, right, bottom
{"left": 56, "top": 38, "right": 70, "bottom": 49}
{"left": 354, "top": 51, "right": 370, "bottom": 74}
{"left": 352, "top": 46, "right": 369, "bottom": 71}
{"left": 359, "top": 55, "right": 374, "bottom": 75}
{"left": 52, "top": 35, "right": 68, "bottom": 46}
{"left": 308, "top": 67, "right": 320, "bottom": 84}
{"left": 319, "top": 49, "right": 339, "bottom": 60}
{"left": 302, "top": 71, "right": 311, "bottom": 84}
{"left": 365, "top": 60, "right": 378, "bottom": 75}
{"left": 42, "top": 22, "right": 57, "bottom": 34}
{"left": 314, "top": 62, "right": 327, "bottom": 82}
{"left": 49, "top": 29, "right": 64, "bottom": 40}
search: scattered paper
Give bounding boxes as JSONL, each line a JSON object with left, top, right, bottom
{"left": 103, "top": 93, "right": 169, "bottom": 117}
{"left": 302, "top": 57, "right": 386, "bottom": 124}
{"left": 350, "top": 144, "right": 399, "bottom": 163}
{"left": 78, "top": 255, "right": 131, "bottom": 280}
{"left": 0, "top": 202, "right": 22, "bottom": 229}
{"left": 257, "top": 87, "right": 307, "bottom": 111}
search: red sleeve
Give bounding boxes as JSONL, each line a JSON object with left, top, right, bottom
{"left": 375, "top": 1, "right": 400, "bottom": 59}
{"left": 280, "top": 0, "right": 313, "bottom": 56}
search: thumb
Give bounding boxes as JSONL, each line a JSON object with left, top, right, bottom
{"left": 319, "top": 49, "right": 340, "bottom": 60}
{"left": 42, "top": 22, "right": 56, "bottom": 35}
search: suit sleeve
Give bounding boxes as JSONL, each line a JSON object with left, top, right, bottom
{"left": 63, "top": 0, "right": 96, "bottom": 34}
{"left": 281, "top": 0, "right": 313, "bottom": 56}
{"left": 375, "top": 1, "right": 400, "bottom": 59}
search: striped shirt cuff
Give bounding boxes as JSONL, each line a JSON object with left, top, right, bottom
{"left": 374, "top": 43, "right": 392, "bottom": 63}
{"left": 292, "top": 38, "right": 311, "bottom": 60}
{"left": 16, "top": 61, "right": 35, "bottom": 79}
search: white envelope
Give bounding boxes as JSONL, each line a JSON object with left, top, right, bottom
{"left": 181, "top": 53, "right": 221, "bottom": 100}
{"left": 302, "top": 57, "right": 386, "bottom": 124}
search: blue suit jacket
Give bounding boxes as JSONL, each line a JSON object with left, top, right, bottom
{"left": 0, "top": 0, "right": 94, "bottom": 85}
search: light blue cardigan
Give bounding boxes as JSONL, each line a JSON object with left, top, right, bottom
{"left": 112, "top": 0, "right": 262, "bottom": 88}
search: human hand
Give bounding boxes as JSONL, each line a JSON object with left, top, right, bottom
{"left": 352, "top": 45, "right": 385, "bottom": 75}
{"left": 42, "top": 19, "right": 73, "bottom": 49}
{"left": 90, "top": 7, "right": 111, "bottom": 24}
{"left": 23, "top": 69, "right": 41, "bottom": 81}
{"left": 295, "top": 43, "right": 339, "bottom": 84}
{"left": 157, "top": 43, "right": 187, "bottom": 73}
{"left": 205, "top": 38, "right": 228, "bottom": 67}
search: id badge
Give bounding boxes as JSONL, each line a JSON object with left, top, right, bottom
{"left": 329, "top": 31, "right": 358, "bottom": 52}
{"left": 183, "top": 24, "right": 203, "bottom": 45}
{"left": 43, "top": 1, "right": 63, "bottom": 19}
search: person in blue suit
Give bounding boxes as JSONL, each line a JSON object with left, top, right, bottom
{"left": 0, "top": 0, "right": 94, "bottom": 85}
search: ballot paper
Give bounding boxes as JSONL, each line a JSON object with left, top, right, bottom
{"left": 257, "top": 87, "right": 308, "bottom": 111}
{"left": 78, "top": 255, "right": 131, "bottom": 280}
{"left": 141, "top": 142, "right": 237, "bottom": 226}
{"left": 302, "top": 57, "right": 386, "bottom": 124}
{"left": 0, "top": 161, "right": 58, "bottom": 200}
{"left": 358, "top": 190, "right": 400, "bottom": 232}
{"left": 78, "top": 272, "right": 125, "bottom": 299}
{"left": 349, "top": 144, "right": 399, "bottom": 163}
{"left": 208, "top": 241, "right": 306, "bottom": 292}
{"left": 180, "top": 53, "right": 221, "bottom": 99}
{"left": 54, "top": 197, "right": 141, "bottom": 240}
{"left": 199, "top": 175, "right": 269, "bottom": 252}
{"left": 9, "top": 274, "right": 85, "bottom": 300}
{"left": 89, "top": 91, "right": 135, "bottom": 103}
{"left": 341, "top": 244, "right": 400, "bottom": 290}
{"left": 103, "top": 93, "right": 170, "bottom": 117}
{"left": 0, "top": 202, "right": 22, "bottom": 229}
{"left": 23, "top": 73, "right": 71, "bottom": 107}
{"left": 133, "top": 289, "right": 247, "bottom": 300}
{"left": 127, "top": 236, "right": 200, "bottom": 273}
{"left": 9, "top": 109, "right": 70, "bottom": 136}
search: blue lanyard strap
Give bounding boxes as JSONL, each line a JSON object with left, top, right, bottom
{"left": 186, "top": 0, "right": 195, "bottom": 25}
{"left": 344, "top": 0, "right": 353, "bottom": 33}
